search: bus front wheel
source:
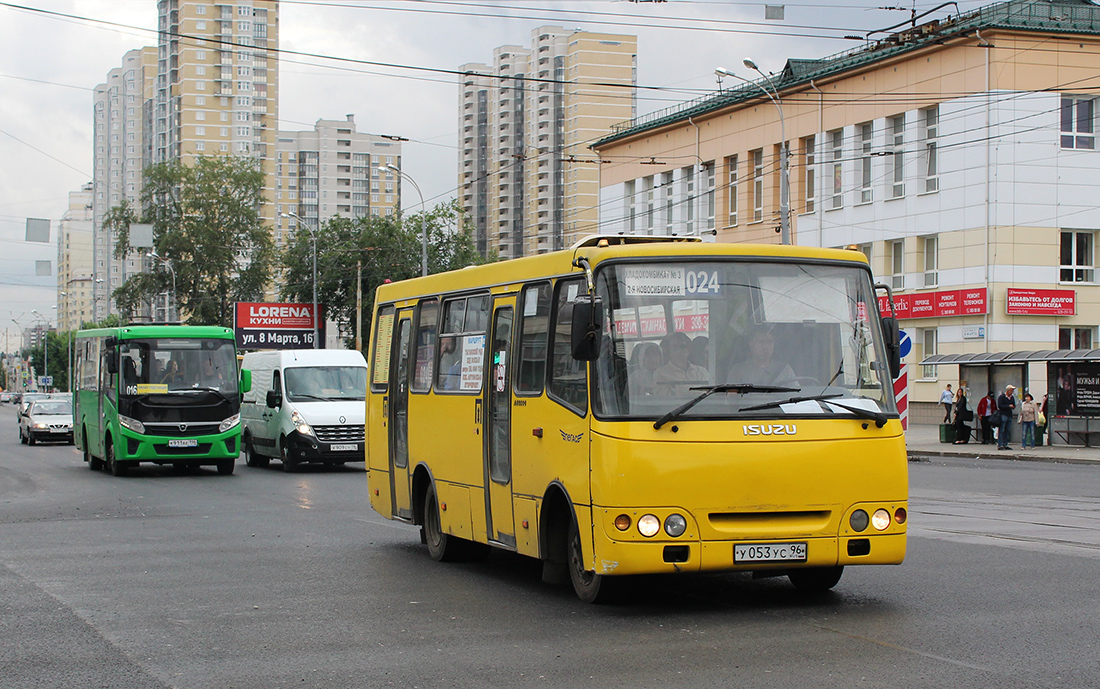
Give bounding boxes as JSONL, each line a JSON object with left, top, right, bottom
{"left": 106, "top": 442, "right": 127, "bottom": 477}
{"left": 568, "top": 519, "right": 618, "bottom": 604}
{"left": 788, "top": 566, "right": 843, "bottom": 593}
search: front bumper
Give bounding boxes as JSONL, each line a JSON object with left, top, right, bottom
{"left": 116, "top": 426, "right": 240, "bottom": 463}
{"left": 284, "top": 429, "right": 364, "bottom": 464}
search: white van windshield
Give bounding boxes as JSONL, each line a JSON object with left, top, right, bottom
{"left": 284, "top": 366, "right": 367, "bottom": 402}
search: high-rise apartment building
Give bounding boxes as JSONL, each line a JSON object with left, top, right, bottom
{"left": 275, "top": 115, "right": 403, "bottom": 248}
{"left": 459, "top": 27, "right": 636, "bottom": 260}
{"left": 91, "top": 46, "right": 157, "bottom": 320}
{"left": 57, "top": 183, "right": 96, "bottom": 331}
{"left": 85, "top": 1, "right": 280, "bottom": 320}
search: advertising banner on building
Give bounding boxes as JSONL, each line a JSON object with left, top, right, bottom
{"left": 234, "top": 302, "right": 322, "bottom": 350}
{"left": 1005, "top": 289, "right": 1075, "bottom": 316}
{"left": 878, "top": 288, "right": 987, "bottom": 320}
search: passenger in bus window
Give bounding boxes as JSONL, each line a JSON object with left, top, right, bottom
{"left": 438, "top": 337, "right": 460, "bottom": 390}
{"left": 688, "top": 335, "right": 709, "bottom": 370}
{"left": 161, "top": 359, "right": 182, "bottom": 385}
{"left": 726, "top": 326, "right": 796, "bottom": 386}
{"left": 628, "top": 342, "right": 662, "bottom": 396}
{"left": 654, "top": 332, "right": 708, "bottom": 393}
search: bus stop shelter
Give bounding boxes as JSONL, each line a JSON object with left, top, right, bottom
{"left": 920, "top": 349, "right": 1100, "bottom": 447}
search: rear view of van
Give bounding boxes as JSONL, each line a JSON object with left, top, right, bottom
{"left": 240, "top": 349, "right": 367, "bottom": 471}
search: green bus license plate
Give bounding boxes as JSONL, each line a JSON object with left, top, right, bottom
{"left": 168, "top": 439, "right": 198, "bottom": 448}
{"left": 734, "top": 542, "right": 808, "bottom": 563}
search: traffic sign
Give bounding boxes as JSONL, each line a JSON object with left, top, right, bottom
{"left": 38, "top": 375, "right": 53, "bottom": 387}
{"left": 898, "top": 330, "right": 912, "bottom": 359}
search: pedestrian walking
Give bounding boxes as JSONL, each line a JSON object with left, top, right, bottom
{"left": 996, "top": 384, "right": 1017, "bottom": 450}
{"left": 977, "top": 390, "right": 995, "bottom": 444}
{"left": 940, "top": 383, "right": 954, "bottom": 423}
{"left": 1019, "top": 393, "right": 1038, "bottom": 449}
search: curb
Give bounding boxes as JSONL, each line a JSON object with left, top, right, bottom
{"left": 907, "top": 449, "right": 1100, "bottom": 467}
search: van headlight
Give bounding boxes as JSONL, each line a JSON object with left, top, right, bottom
{"left": 119, "top": 414, "right": 146, "bottom": 434}
{"left": 291, "top": 410, "right": 314, "bottom": 437}
{"left": 219, "top": 414, "right": 241, "bottom": 433}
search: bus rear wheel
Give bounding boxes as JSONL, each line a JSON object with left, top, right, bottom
{"left": 568, "top": 519, "right": 618, "bottom": 604}
{"left": 788, "top": 566, "right": 843, "bottom": 593}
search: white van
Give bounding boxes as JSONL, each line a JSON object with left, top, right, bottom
{"left": 240, "top": 349, "right": 367, "bottom": 471}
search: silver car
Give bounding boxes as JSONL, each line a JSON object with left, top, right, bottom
{"left": 20, "top": 399, "right": 74, "bottom": 445}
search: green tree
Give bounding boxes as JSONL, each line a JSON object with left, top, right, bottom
{"left": 109, "top": 156, "right": 276, "bottom": 327}
{"left": 280, "top": 201, "right": 486, "bottom": 348}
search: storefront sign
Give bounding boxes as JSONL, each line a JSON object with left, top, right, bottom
{"left": 234, "top": 301, "right": 322, "bottom": 350}
{"left": 878, "top": 288, "right": 987, "bottom": 320}
{"left": 1005, "top": 289, "right": 1075, "bottom": 316}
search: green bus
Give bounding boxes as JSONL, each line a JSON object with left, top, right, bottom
{"left": 74, "top": 324, "right": 252, "bottom": 476}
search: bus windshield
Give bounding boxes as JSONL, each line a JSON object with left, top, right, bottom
{"left": 284, "top": 366, "right": 367, "bottom": 402}
{"left": 592, "top": 260, "right": 896, "bottom": 420}
{"left": 118, "top": 338, "right": 238, "bottom": 397}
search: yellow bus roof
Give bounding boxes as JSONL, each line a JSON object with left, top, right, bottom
{"left": 374, "top": 236, "right": 870, "bottom": 304}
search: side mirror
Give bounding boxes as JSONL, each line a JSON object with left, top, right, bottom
{"left": 266, "top": 389, "right": 281, "bottom": 408}
{"left": 106, "top": 355, "right": 119, "bottom": 375}
{"left": 881, "top": 316, "right": 901, "bottom": 379}
{"left": 240, "top": 369, "right": 252, "bottom": 394}
{"left": 570, "top": 294, "right": 604, "bottom": 361}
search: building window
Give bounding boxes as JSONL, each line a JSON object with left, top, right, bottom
{"left": 725, "top": 154, "right": 738, "bottom": 225}
{"left": 682, "top": 166, "right": 695, "bottom": 234}
{"left": 922, "top": 235, "right": 938, "bottom": 287}
{"left": 801, "top": 137, "right": 814, "bottom": 214}
{"left": 662, "top": 171, "right": 674, "bottom": 231}
{"left": 1060, "top": 327, "right": 1094, "bottom": 349}
{"left": 624, "top": 180, "right": 636, "bottom": 233}
{"left": 859, "top": 123, "right": 873, "bottom": 204}
{"left": 1061, "top": 230, "right": 1095, "bottom": 282}
{"left": 889, "top": 239, "right": 904, "bottom": 290}
{"left": 643, "top": 176, "right": 655, "bottom": 233}
{"left": 922, "top": 106, "right": 939, "bottom": 192}
{"left": 829, "top": 129, "right": 843, "bottom": 209}
{"left": 704, "top": 162, "right": 715, "bottom": 232}
{"left": 1061, "top": 96, "right": 1095, "bottom": 150}
{"left": 920, "top": 328, "right": 938, "bottom": 380}
{"left": 889, "top": 114, "right": 905, "bottom": 198}
{"left": 751, "top": 149, "right": 763, "bottom": 222}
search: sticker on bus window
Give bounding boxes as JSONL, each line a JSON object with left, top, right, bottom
{"left": 623, "top": 266, "right": 686, "bottom": 297}
{"left": 136, "top": 383, "right": 169, "bottom": 395}
{"left": 460, "top": 335, "right": 485, "bottom": 391}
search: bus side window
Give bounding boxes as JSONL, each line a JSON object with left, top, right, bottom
{"left": 548, "top": 278, "right": 588, "bottom": 416}
{"left": 516, "top": 283, "right": 551, "bottom": 395}
{"left": 411, "top": 299, "right": 439, "bottom": 393}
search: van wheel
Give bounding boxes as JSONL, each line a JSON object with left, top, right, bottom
{"left": 107, "top": 442, "right": 127, "bottom": 477}
{"left": 244, "top": 438, "right": 269, "bottom": 468}
{"left": 280, "top": 439, "right": 299, "bottom": 473}
{"left": 788, "top": 566, "right": 843, "bottom": 593}
{"left": 568, "top": 518, "right": 619, "bottom": 604}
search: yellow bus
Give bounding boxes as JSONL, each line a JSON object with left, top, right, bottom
{"left": 366, "top": 236, "right": 907, "bottom": 602}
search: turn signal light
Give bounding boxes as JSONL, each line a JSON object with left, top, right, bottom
{"left": 614, "top": 514, "right": 632, "bottom": 531}
{"left": 894, "top": 507, "right": 907, "bottom": 525}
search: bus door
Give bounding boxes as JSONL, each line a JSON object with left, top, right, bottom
{"left": 388, "top": 311, "right": 414, "bottom": 520}
{"left": 484, "top": 297, "right": 516, "bottom": 548}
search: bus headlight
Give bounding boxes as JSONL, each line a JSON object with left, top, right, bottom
{"left": 637, "top": 514, "right": 660, "bottom": 538}
{"left": 119, "top": 414, "right": 146, "bottom": 434}
{"left": 664, "top": 514, "right": 687, "bottom": 537}
{"left": 849, "top": 509, "right": 869, "bottom": 532}
{"left": 291, "top": 410, "right": 314, "bottom": 437}
{"left": 219, "top": 414, "right": 241, "bottom": 433}
{"left": 871, "top": 509, "right": 891, "bottom": 531}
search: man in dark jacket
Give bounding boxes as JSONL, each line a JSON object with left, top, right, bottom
{"left": 997, "top": 384, "right": 1017, "bottom": 450}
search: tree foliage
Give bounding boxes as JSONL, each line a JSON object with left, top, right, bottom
{"left": 280, "top": 201, "right": 486, "bottom": 347}
{"left": 109, "top": 156, "right": 276, "bottom": 327}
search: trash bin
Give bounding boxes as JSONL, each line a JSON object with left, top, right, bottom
{"left": 1036, "top": 424, "right": 1046, "bottom": 446}
{"left": 939, "top": 423, "right": 956, "bottom": 443}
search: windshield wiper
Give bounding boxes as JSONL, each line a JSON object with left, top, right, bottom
{"left": 740, "top": 393, "right": 888, "bottom": 428}
{"left": 653, "top": 383, "right": 798, "bottom": 430}
{"left": 291, "top": 393, "right": 330, "bottom": 401}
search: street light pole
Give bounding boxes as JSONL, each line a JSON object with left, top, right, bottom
{"left": 280, "top": 212, "right": 319, "bottom": 349}
{"left": 381, "top": 164, "right": 427, "bottom": 277}
{"left": 716, "top": 61, "right": 790, "bottom": 245}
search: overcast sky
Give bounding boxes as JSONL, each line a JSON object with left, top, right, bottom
{"left": 0, "top": 0, "right": 984, "bottom": 343}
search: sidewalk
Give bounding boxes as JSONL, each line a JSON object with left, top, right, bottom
{"left": 905, "top": 423, "right": 1100, "bottom": 466}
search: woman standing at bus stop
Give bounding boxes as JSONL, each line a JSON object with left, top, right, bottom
{"left": 952, "top": 387, "right": 973, "bottom": 444}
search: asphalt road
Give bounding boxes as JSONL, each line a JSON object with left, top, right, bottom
{"left": 1, "top": 403, "right": 1098, "bottom": 688}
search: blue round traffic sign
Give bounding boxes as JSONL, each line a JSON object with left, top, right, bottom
{"left": 898, "top": 330, "right": 912, "bottom": 359}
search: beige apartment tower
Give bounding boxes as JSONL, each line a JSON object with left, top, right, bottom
{"left": 459, "top": 27, "right": 636, "bottom": 260}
